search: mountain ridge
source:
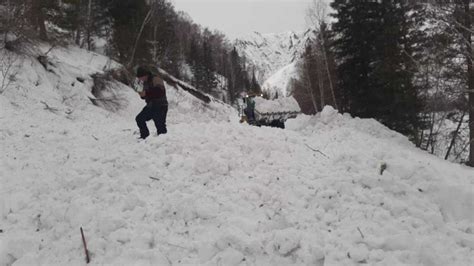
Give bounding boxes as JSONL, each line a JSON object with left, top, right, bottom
{"left": 234, "top": 30, "right": 315, "bottom": 97}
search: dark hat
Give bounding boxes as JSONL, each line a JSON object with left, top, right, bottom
{"left": 136, "top": 66, "right": 151, "bottom": 78}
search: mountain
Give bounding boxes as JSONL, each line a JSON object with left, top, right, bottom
{"left": 234, "top": 30, "right": 315, "bottom": 98}
{"left": 1, "top": 45, "right": 473, "bottom": 265}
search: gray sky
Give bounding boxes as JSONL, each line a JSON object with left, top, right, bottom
{"left": 171, "top": 0, "right": 315, "bottom": 39}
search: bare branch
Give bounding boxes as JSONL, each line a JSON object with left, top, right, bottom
{"left": 128, "top": 8, "right": 153, "bottom": 68}
{"left": 0, "top": 49, "right": 19, "bottom": 94}
{"left": 304, "top": 143, "right": 329, "bottom": 158}
{"left": 40, "top": 101, "right": 59, "bottom": 113}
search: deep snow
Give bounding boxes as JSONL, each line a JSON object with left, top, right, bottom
{"left": 1, "top": 46, "right": 473, "bottom": 266}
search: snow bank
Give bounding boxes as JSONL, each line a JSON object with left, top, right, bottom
{"left": 254, "top": 96, "right": 300, "bottom": 114}
{"left": 1, "top": 48, "right": 473, "bottom": 266}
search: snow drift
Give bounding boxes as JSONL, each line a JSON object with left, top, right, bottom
{"left": 254, "top": 96, "right": 300, "bottom": 114}
{"left": 1, "top": 46, "right": 473, "bottom": 266}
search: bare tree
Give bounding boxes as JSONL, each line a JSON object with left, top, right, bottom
{"left": 302, "top": 58, "right": 319, "bottom": 113}
{"left": 461, "top": 0, "right": 474, "bottom": 166}
{"left": 85, "top": 0, "right": 93, "bottom": 50}
{"left": 127, "top": 7, "right": 153, "bottom": 68}
{"left": 307, "top": 0, "right": 338, "bottom": 110}
{"left": 445, "top": 111, "right": 467, "bottom": 159}
{"left": 0, "top": 48, "right": 18, "bottom": 94}
{"left": 429, "top": 0, "right": 473, "bottom": 166}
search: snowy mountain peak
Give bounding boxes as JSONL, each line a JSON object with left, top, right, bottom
{"left": 234, "top": 30, "right": 315, "bottom": 98}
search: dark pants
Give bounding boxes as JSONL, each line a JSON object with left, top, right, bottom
{"left": 244, "top": 107, "right": 255, "bottom": 122}
{"left": 136, "top": 104, "right": 168, "bottom": 139}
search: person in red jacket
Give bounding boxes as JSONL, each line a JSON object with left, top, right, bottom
{"left": 135, "top": 66, "right": 168, "bottom": 139}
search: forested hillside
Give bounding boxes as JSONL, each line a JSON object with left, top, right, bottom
{"left": 0, "top": 0, "right": 258, "bottom": 103}
{"left": 292, "top": 0, "right": 473, "bottom": 165}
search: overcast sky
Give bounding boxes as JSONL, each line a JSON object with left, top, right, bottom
{"left": 171, "top": 0, "right": 317, "bottom": 39}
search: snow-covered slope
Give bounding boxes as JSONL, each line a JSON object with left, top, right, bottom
{"left": 234, "top": 31, "right": 313, "bottom": 97}
{"left": 1, "top": 46, "right": 474, "bottom": 265}
{"left": 261, "top": 62, "right": 299, "bottom": 98}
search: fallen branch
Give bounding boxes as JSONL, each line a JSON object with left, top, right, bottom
{"left": 40, "top": 101, "right": 59, "bottom": 113}
{"left": 357, "top": 227, "right": 365, "bottom": 239}
{"left": 149, "top": 176, "right": 160, "bottom": 181}
{"left": 80, "top": 227, "right": 90, "bottom": 264}
{"left": 304, "top": 144, "right": 329, "bottom": 158}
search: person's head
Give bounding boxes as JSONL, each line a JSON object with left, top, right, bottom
{"left": 136, "top": 66, "right": 151, "bottom": 82}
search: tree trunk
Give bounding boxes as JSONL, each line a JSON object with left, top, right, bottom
{"left": 128, "top": 8, "right": 152, "bottom": 68}
{"left": 304, "top": 62, "right": 319, "bottom": 113}
{"left": 37, "top": 6, "right": 48, "bottom": 41}
{"left": 152, "top": 25, "right": 158, "bottom": 62}
{"left": 4, "top": 0, "right": 11, "bottom": 45}
{"left": 462, "top": 0, "right": 474, "bottom": 167}
{"left": 445, "top": 112, "right": 466, "bottom": 160}
{"left": 86, "top": 0, "right": 92, "bottom": 50}
{"left": 317, "top": 59, "right": 325, "bottom": 109}
{"left": 319, "top": 30, "right": 338, "bottom": 110}
{"left": 425, "top": 112, "right": 436, "bottom": 151}
{"left": 75, "top": 30, "right": 81, "bottom": 46}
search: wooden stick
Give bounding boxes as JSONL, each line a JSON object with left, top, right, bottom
{"left": 357, "top": 227, "right": 365, "bottom": 239}
{"left": 80, "top": 227, "right": 90, "bottom": 264}
{"left": 304, "top": 144, "right": 330, "bottom": 158}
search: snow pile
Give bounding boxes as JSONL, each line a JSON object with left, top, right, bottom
{"left": 1, "top": 47, "right": 474, "bottom": 266}
{"left": 254, "top": 96, "right": 300, "bottom": 114}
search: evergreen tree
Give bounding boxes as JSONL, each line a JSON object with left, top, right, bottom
{"left": 108, "top": 0, "right": 150, "bottom": 64}
{"left": 147, "top": 0, "right": 180, "bottom": 76}
{"left": 331, "top": 0, "right": 381, "bottom": 116}
{"left": 59, "top": 0, "right": 111, "bottom": 49}
{"left": 189, "top": 37, "right": 204, "bottom": 90}
{"left": 228, "top": 47, "right": 242, "bottom": 101}
{"left": 201, "top": 38, "right": 218, "bottom": 93}
{"left": 371, "top": 1, "right": 421, "bottom": 136}
{"left": 331, "top": 0, "right": 421, "bottom": 137}
{"left": 250, "top": 69, "right": 261, "bottom": 95}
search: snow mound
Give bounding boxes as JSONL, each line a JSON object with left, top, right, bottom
{"left": 1, "top": 48, "right": 473, "bottom": 266}
{"left": 254, "top": 96, "right": 301, "bottom": 114}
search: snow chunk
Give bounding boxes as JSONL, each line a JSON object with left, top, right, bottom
{"left": 270, "top": 228, "right": 301, "bottom": 256}
{"left": 254, "top": 96, "right": 301, "bottom": 114}
{"left": 320, "top": 105, "right": 340, "bottom": 124}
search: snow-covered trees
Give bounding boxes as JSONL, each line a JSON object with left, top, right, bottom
{"left": 312, "top": 0, "right": 473, "bottom": 165}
